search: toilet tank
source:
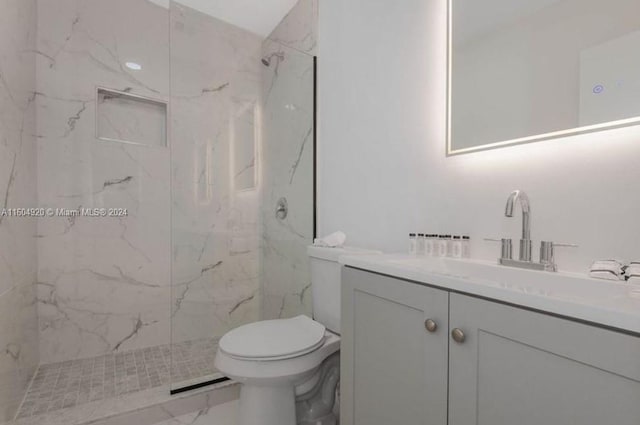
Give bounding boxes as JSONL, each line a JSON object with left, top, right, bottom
{"left": 307, "top": 246, "right": 379, "bottom": 334}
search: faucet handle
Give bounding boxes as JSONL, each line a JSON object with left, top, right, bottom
{"left": 540, "top": 241, "right": 578, "bottom": 266}
{"left": 484, "top": 238, "right": 513, "bottom": 260}
{"left": 553, "top": 243, "right": 579, "bottom": 248}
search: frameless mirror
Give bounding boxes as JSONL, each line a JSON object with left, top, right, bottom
{"left": 447, "top": 0, "right": 640, "bottom": 155}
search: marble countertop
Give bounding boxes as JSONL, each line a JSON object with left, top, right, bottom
{"left": 340, "top": 253, "right": 640, "bottom": 335}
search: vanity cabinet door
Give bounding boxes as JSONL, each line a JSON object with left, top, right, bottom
{"left": 341, "top": 267, "right": 449, "bottom": 425}
{"left": 448, "top": 293, "right": 640, "bottom": 425}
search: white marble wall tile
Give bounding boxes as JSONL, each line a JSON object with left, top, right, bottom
{"left": 0, "top": 285, "right": 39, "bottom": 424}
{"left": 96, "top": 89, "right": 168, "bottom": 148}
{"left": 36, "top": 0, "right": 172, "bottom": 363}
{"left": 267, "top": 0, "right": 318, "bottom": 55}
{"left": 169, "top": 3, "right": 262, "bottom": 367}
{"left": 260, "top": 37, "right": 315, "bottom": 320}
{"left": 233, "top": 105, "right": 257, "bottom": 191}
{"left": 0, "top": 0, "right": 38, "bottom": 296}
{"left": 0, "top": 0, "right": 39, "bottom": 421}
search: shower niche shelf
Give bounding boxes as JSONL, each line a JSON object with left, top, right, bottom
{"left": 96, "top": 87, "right": 168, "bottom": 147}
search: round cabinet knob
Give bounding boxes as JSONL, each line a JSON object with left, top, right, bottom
{"left": 451, "top": 328, "right": 466, "bottom": 344}
{"left": 424, "top": 319, "right": 438, "bottom": 333}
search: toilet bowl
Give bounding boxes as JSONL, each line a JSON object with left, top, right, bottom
{"left": 215, "top": 246, "right": 379, "bottom": 425}
{"left": 215, "top": 316, "right": 340, "bottom": 425}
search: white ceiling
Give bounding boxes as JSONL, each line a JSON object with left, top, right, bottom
{"left": 148, "top": 0, "right": 297, "bottom": 37}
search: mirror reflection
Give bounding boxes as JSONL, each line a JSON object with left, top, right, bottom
{"left": 448, "top": 0, "right": 640, "bottom": 154}
{"left": 234, "top": 103, "right": 258, "bottom": 192}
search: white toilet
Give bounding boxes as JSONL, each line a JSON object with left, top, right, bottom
{"left": 215, "top": 246, "right": 374, "bottom": 425}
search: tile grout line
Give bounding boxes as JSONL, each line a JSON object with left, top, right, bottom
{"left": 12, "top": 362, "right": 42, "bottom": 422}
{"left": 14, "top": 339, "right": 220, "bottom": 420}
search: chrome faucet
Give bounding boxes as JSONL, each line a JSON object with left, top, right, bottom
{"left": 505, "top": 190, "right": 532, "bottom": 262}
{"left": 485, "top": 190, "right": 577, "bottom": 272}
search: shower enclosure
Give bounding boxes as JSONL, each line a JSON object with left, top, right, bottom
{"left": 168, "top": 0, "right": 317, "bottom": 392}
{"left": 0, "top": 0, "right": 317, "bottom": 422}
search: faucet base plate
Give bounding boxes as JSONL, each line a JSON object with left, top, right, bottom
{"left": 499, "top": 258, "right": 557, "bottom": 272}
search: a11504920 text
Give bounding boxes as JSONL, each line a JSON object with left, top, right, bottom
{"left": 0, "top": 208, "right": 129, "bottom": 218}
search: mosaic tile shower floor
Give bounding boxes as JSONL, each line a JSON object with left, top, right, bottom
{"left": 16, "top": 339, "right": 219, "bottom": 419}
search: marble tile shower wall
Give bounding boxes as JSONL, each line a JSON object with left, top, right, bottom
{"left": 267, "top": 0, "right": 318, "bottom": 56}
{"left": 0, "top": 0, "right": 39, "bottom": 422}
{"left": 0, "top": 1, "right": 318, "bottom": 414}
{"left": 261, "top": 0, "right": 317, "bottom": 320}
{"left": 169, "top": 4, "right": 262, "bottom": 352}
{"left": 35, "top": 0, "right": 172, "bottom": 364}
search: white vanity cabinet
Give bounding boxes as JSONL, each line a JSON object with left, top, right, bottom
{"left": 341, "top": 267, "right": 449, "bottom": 425}
{"left": 448, "top": 292, "right": 640, "bottom": 425}
{"left": 341, "top": 267, "right": 640, "bottom": 425}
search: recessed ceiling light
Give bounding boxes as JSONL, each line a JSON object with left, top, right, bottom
{"left": 125, "top": 62, "right": 142, "bottom": 71}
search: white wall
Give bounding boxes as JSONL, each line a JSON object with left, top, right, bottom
{"left": 318, "top": 0, "right": 640, "bottom": 273}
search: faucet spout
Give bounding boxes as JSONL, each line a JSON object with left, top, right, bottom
{"left": 505, "top": 190, "right": 532, "bottom": 261}
{"left": 505, "top": 190, "right": 530, "bottom": 241}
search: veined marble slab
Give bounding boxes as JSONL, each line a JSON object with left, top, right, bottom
{"left": 260, "top": 37, "right": 315, "bottom": 320}
{"left": 150, "top": 399, "right": 237, "bottom": 425}
{"left": 35, "top": 0, "right": 172, "bottom": 363}
{"left": 169, "top": 3, "right": 262, "bottom": 372}
{"left": 267, "top": 0, "right": 317, "bottom": 55}
{"left": 0, "top": 0, "right": 39, "bottom": 422}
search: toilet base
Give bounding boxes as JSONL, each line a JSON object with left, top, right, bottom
{"left": 215, "top": 332, "right": 341, "bottom": 425}
{"left": 239, "top": 384, "right": 296, "bottom": 425}
{"left": 296, "top": 353, "right": 340, "bottom": 425}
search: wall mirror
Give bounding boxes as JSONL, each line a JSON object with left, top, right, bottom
{"left": 447, "top": 0, "right": 640, "bottom": 155}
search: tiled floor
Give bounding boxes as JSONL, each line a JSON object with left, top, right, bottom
{"left": 12, "top": 380, "right": 239, "bottom": 425}
{"left": 16, "top": 339, "right": 219, "bottom": 420}
{"left": 151, "top": 400, "right": 238, "bottom": 425}
{"left": 170, "top": 339, "right": 218, "bottom": 386}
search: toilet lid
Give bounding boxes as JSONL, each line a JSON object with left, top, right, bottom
{"left": 219, "top": 315, "right": 326, "bottom": 361}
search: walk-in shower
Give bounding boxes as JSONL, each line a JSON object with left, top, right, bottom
{"left": 0, "top": 0, "right": 317, "bottom": 423}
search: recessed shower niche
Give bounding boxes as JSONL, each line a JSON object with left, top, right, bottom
{"left": 96, "top": 87, "right": 168, "bottom": 147}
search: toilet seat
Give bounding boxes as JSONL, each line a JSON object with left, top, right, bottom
{"left": 219, "top": 315, "right": 326, "bottom": 361}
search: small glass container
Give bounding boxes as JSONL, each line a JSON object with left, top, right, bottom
{"left": 409, "top": 233, "right": 417, "bottom": 255}
{"left": 409, "top": 233, "right": 418, "bottom": 255}
{"left": 445, "top": 235, "right": 454, "bottom": 257}
{"left": 425, "top": 234, "right": 434, "bottom": 256}
{"left": 434, "top": 235, "right": 441, "bottom": 256}
{"left": 417, "top": 233, "right": 426, "bottom": 256}
{"left": 462, "top": 236, "right": 471, "bottom": 258}
{"left": 452, "top": 235, "right": 462, "bottom": 258}
{"left": 438, "top": 235, "right": 448, "bottom": 257}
